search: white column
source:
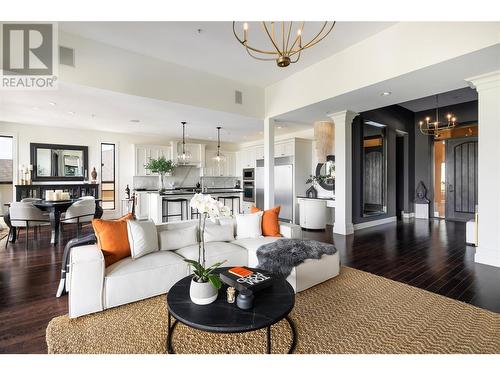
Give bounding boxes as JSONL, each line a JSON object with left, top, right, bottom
{"left": 466, "top": 70, "right": 500, "bottom": 268}
{"left": 328, "top": 110, "right": 358, "bottom": 235}
{"left": 263, "top": 117, "right": 275, "bottom": 209}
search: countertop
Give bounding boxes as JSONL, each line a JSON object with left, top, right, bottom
{"left": 135, "top": 188, "right": 243, "bottom": 196}
{"left": 296, "top": 195, "right": 335, "bottom": 201}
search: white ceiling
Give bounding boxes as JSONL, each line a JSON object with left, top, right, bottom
{"left": 59, "top": 21, "right": 395, "bottom": 88}
{"left": 0, "top": 82, "right": 310, "bottom": 142}
{"left": 276, "top": 44, "right": 499, "bottom": 123}
{"left": 398, "top": 87, "right": 477, "bottom": 112}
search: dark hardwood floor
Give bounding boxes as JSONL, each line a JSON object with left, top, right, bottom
{"left": 1, "top": 218, "right": 499, "bottom": 354}
{"left": 303, "top": 219, "right": 500, "bottom": 314}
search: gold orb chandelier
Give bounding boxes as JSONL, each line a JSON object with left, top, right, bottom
{"left": 419, "top": 95, "right": 458, "bottom": 139}
{"left": 232, "top": 21, "right": 336, "bottom": 68}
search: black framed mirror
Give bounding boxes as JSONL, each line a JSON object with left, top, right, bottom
{"left": 30, "top": 143, "right": 88, "bottom": 182}
{"left": 362, "top": 121, "right": 387, "bottom": 217}
{"left": 315, "top": 155, "right": 335, "bottom": 191}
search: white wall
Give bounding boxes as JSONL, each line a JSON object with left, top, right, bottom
{"left": 265, "top": 22, "right": 500, "bottom": 118}
{"left": 59, "top": 32, "right": 264, "bottom": 119}
{"left": 0, "top": 121, "right": 238, "bottom": 218}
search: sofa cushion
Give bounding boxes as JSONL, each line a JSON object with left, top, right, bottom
{"left": 159, "top": 225, "right": 198, "bottom": 251}
{"left": 231, "top": 237, "right": 281, "bottom": 267}
{"left": 104, "top": 251, "right": 188, "bottom": 308}
{"left": 251, "top": 205, "right": 282, "bottom": 237}
{"left": 127, "top": 220, "right": 159, "bottom": 259}
{"left": 235, "top": 212, "right": 263, "bottom": 239}
{"left": 175, "top": 241, "right": 248, "bottom": 268}
{"left": 204, "top": 222, "right": 235, "bottom": 243}
{"left": 92, "top": 215, "right": 133, "bottom": 267}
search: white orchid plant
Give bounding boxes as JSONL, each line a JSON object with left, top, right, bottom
{"left": 185, "top": 193, "right": 231, "bottom": 289}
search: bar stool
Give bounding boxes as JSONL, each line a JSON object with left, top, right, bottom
{"left": 191, "top": 207, "right": 201, "bottom": 220}
{"left": 162, "top": 198, "right": 189, "bottom": 222}
{"left": 218, "top": 196, "right": 241, "bottom": 215}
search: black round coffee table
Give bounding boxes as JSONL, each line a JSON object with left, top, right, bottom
{"left": 166, "top": 267, "right": 296, "bottom": 354}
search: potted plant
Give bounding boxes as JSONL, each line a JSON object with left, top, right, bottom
{"left": 185, "top": 193, "right": 231, "bottom": 305}
{"left": 144, "top": 156, "right": 176, "bottom": 193}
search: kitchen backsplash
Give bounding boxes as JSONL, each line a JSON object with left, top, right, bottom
{"left": 201, "top": 176, "right": 239, "bottom": 189}
{"left": 133, "top": 166, "right": 201, "bottom": 190}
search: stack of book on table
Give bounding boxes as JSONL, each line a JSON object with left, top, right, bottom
{"left": 220, "top": 267, "right": 274, "bottom": 293}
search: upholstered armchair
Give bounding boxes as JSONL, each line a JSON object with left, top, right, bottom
{"left": 8, "top": 202, "right": 50, "bottom": 249}
{"left": 60, "top": 198, "right": 96, "bottom": 238}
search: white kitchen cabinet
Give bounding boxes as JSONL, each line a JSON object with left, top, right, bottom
{"left": 204, "top": 150, "right": 237, "bottom": 176}
{"left": 134, "top": 144, "right": 172, "bottom": 176}
{"left": 135, "top": 192, "right": 150, "bottom": 220}
{"left": 275, "top": 141, "right": 294, "bottom": 158}
{"left": 240, "top": 148, "right": 256, "bottom": 169}
{"left": 255, "top": 146, "right": 264, "bottom": 160}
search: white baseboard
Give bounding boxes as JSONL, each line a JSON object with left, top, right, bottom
{"left": 474, "top": 247, "right": 500, "bottom": 268}
{"left": 402, "top": 211, "right": 414, "bottom": 219}
{"left": 353, "top": 216, "right": 397, "bottom": 231}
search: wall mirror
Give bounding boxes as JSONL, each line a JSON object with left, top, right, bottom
{"left": 362, "top": 121, "right": 387, "bottom": 217}
{"left": 315, "top": 155, "right": 335, "bottom": 191}
{"left": 30, "top": 143, "right": 88, "bottom": 181}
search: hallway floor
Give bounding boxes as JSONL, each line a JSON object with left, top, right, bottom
{"left": 303, "top": 219, "right": 500, "bottom": 313}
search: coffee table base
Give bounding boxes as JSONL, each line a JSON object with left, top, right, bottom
{"left": 167, "top": 312, "right": 297, "bottom": 354}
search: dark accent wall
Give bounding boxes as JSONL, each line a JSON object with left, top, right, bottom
{"left": 352, "top": 105, "right": 415, "bottom": 224}
{"left": 412, "top": 100, "right": 478, "bottom": 214}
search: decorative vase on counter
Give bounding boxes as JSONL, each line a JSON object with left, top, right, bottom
{"left": 90, "top": 167, "right": 97, "bottom": 183}
{"left": 306, "top": 184, "right": 318, "bottom": 198}
{"left": 158, "top": 172, "right": 166, "bottom": 193}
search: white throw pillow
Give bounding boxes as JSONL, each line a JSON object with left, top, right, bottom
{"left": 204, "top": 222, "right": 235, "bottom": 243}
{"left": 127, "top": 220, "right": 159, "bottom": 259}
{"left": 235, "top": 212, "right": 263, "bottom": 239}
{"left": 159, "top": 225, "right": 198, "bottom": 251}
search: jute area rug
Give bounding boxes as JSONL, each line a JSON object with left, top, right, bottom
{"left": 46, "top": 267, "right": 500, "bottom": 354}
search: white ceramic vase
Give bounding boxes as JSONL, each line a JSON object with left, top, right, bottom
{"left": 189, "top": 278, "right": 218, "bottom": 305}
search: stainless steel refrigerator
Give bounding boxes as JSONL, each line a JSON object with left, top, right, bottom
{"left": 255, "top": 157, "right": 293, "bottom": 222}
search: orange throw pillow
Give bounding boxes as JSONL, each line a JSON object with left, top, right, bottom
{"left": 251, "top": 206, "right": 282, "bottom": 237}
{"left": 92, "top": 214, "right": 134, "bottom": 267}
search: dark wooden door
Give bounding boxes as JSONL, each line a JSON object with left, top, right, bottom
{"left": 445, "top": 137, "right": 477, "bottom": 221}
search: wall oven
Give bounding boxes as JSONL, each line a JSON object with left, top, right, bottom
{"left": 243, "top": 168, "right": 255, "bottom": 181}
{"left": 243, "top": 180, "right": 255, "bottom": 202}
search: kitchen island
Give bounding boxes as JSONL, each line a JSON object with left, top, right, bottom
{"left": 147, "top": 189, "right": 243, "bottom": 224}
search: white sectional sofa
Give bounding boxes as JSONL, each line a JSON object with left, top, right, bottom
{"left": 67, "top": 219, "right": 340, "bottom": 318}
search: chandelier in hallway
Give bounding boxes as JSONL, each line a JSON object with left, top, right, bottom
{"left": 232, "top": 21, "right": 336, "bottom": 68}
{"left": 177, "top": 121, "right": 192, "bottom": 165}
{"left": 419, "top": 95, "right": 458, "bottom": 139}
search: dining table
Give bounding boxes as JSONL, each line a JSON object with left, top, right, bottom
{"left": 4, "top": 198, "right": 103, "bottom": 245}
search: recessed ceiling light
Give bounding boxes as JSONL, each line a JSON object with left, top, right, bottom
{"left": 129, "top": 119, "right": 140, "bottom": 123}
{"left": 68, "top": 111, "right": 75, "bottom": 115}
{"left": 49, "top": 101, "right": 56, "bottom": 106}
{"left": 381, "top": 91, "right": 392, "bottom": 96}
{"left": 277, "top": 126, "right": 283, "bottom": 129}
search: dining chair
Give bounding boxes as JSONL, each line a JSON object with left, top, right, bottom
{"left": 60, "top": 198, "right": 96, "bottom": 238}
{"left": 8, "top": 202, "right": 51, "bottom": 250}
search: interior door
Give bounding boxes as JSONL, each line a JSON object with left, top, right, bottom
{"left": 445, "top": 137, "right": 478, "bottom": 221}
